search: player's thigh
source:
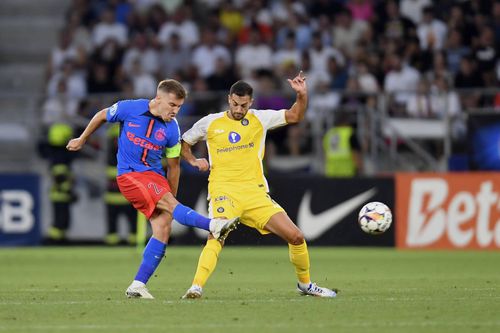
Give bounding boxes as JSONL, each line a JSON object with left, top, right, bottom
{"left": 241, "top": 191, "right": 285, "bottom": 235}
{"left": 264, "top": 211, "right": 304, "bottom": 245}
{"left": 117, "top": 171, "right": 172, "bottom": 219}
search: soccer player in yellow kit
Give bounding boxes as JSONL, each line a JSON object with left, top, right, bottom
{"left": 180, "top": 72, "right": 337, "bottom": 298}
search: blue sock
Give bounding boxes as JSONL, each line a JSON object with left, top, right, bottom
{"left": 134, "top": 237, "right": 167, "bottom": 284}
{"left": 172, "top": 204, "right": 211, "bottom": 231}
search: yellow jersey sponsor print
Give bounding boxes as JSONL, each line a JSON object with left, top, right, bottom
{"left": 182, "top": 109, "right": 286, "bottom": 191}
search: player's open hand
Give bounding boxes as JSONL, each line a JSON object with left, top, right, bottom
{"left": 66, "top": 137, "right": 85, "bottom": 151}
{"left": 287, "top": 71, "right": 307, "bottom": 96}
{"left": 192, "top": 158, "right": 209, "bottom": 172}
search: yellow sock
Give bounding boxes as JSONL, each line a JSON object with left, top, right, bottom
{"left": 192, "top": 239, "right": 222, "bottom": 287}
{"left": 289, "top": 241, "right": 311, "bottom": 284}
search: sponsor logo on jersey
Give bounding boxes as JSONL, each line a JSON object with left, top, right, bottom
{"left": 214, "top": 129, "right": 225, "bottom": 134}
{"left": 214, "top": 195, "right": 228, "bottom": 202}
{"left": 241, "top": 119, "right": 249, "bottom": 126}
{"left": 217, "top": 207, "right": 225, "bottom": 213}
{"left": 109, "top": 103, "right": 118, "bottom": 116}
{"left": 126, "top": 132, "right": 162, "bottom": 151}
{"left": 128, "top": 122, "right": 140, "bottom": 128}
{"left": 228, "top": 131, "right": 241, "bottom": 143}
{"left": 216, "top": 142, "right": 254, "bottom": 154}
{"left": 154, "top": 128, "right": 166, "bottom": 141}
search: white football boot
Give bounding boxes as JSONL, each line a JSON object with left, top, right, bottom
{"left": 297, "top": 283, "right": 338, "bottom": 298}
{"left": 125, "top": 284, "right": 154, "bottom": 299}
{"left": 209, "top": 217, "right": 240, "bottom": 241}
{"left": 181, "top": 285, "right": 203, "bottom": 299}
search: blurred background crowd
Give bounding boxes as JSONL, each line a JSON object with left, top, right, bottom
{"left": 1, "top": 0, "right": 499, "bottom": 244}
{"left": 43, "top": 0, "right": 500, "bottom": 164}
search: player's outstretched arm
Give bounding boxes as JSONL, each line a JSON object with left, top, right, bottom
{"left": 285, "top": 71, "right": 308, "bottom": 124}
{"left": 180, "top": 140, "right": 209, "bottom": 172}
{"left": 66, "top": 109, "right": 107, "bottom": 151}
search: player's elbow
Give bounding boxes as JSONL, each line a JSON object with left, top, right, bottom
{"left": 286, "top": 112, "right": 303, "bottom": 124}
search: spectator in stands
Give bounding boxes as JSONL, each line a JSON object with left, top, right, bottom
{"left": 454, "top": 56, "right": 484, "bottom": 108}
{"left": 332, "top": 7, "right": 368, "bottom": 57}
{"left": 159, "top": 32, "right": 190, "bottom": 79}
{"left": 327, "top": 56, "right": 348, "bottom": 90}
{"left": 47, "top": 60, "right": 87, "bottom": 99}
{"left": 384, "top": 53, "right": 420, "bottom": 113}
{"left": 218, "top": 1, "right": 244, "bottom": 36}
{"left": 378, "top": 0, "right": 416, "bottom": 42}
{"left": 191, "top": 29, "right": 231, "bottom": 78}
{"left": 129, "top": 59, "right": 157, "bottom": 97}
{"left": 273, "top": 31, "right": 301, "bottom": 76}
{"left": 274, "top": 12, "right": 312, "bottom": 51}
{"left": 87, "top": 62, "right": 119, "bottom": 93}
{"left": 473, "top": 26, "right": 498, "bottom": 86}
{"left": 406, "top": 79, "right": 432, "bottom": 118}
{"left": 92, "top": 6, "right": 128, "bottom": 48}
{"left": 346, "top": 0, "right": 374, "bottom": 22}
{"left": 446, "top": 29, "right": 471, "bottom": 75}
{"left": 429, "top": 76, "right": 461, "bottom": 120}
{"left": 157, "top": 5, "right": 199, "bottom": 49}
{"left": 122, "top": 33, "right": 160, "bottom": 78}
{"left": 42, "top": 79, "right": 79, "bottom": 127}
{"left": 235, "top": 28, "right": 273, "bottom": 78}
{"left": 309, "top": 31, "right": 345, "bottom": 74}
{"left": 417, "top": 6, "right": 447, "bottom": 51}
{"left": 206, "top": 57, "right": 238, "bottom": 92}
{"left": 48, "top": 30, "right": 79, "bottom": 78}
{"left": 400, "top": 0, "right": 432, "bottom": 25}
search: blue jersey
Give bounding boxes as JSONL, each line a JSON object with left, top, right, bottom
{"left": 106, "top": 99, "right": 180, "bottom": 176}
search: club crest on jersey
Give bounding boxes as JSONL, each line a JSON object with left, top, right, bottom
{"left": 154, "top": 128, "right": 166, "bottom": 141}
{"left": 241, "top": 118, "right": 249, "bottom": 126}
{"left": 217, "top": 207, "right": 225, "bottom": 213}
{"left": 228, "top": 131, "right": 241, "bottom": 144}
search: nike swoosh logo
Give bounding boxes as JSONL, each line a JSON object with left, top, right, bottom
{"left": 297, "top": 188, "right": 377, "bottom": 240}
{"left": 128, "top": 122, "right": 140, "bottom": 127}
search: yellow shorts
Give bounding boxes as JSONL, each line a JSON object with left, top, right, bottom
{"left": 208, "top": 182, "right": 285, "bottom": 234}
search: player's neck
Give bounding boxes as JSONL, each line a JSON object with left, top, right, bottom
{"left": 149, "top": 100, "right": 160, "bottom": 117}
{"left": 226, "top": 110, "right": 235, "bottom": 120}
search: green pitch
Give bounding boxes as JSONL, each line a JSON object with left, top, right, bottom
{"left": 1, "top": 247, "right": 499, "bottom": 333}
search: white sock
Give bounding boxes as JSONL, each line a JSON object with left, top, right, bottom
{"left": 298, "top": 281, "right": 311, "bottom": 290}
{"left": 130, "top": 280, "right": 146, "bottom": 288}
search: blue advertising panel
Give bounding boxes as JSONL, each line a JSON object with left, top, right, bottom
{"left": 0, "top": 174, "right": 41, "bottom": 246}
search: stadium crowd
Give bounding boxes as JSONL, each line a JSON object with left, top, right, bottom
{"left": 43, "top": 0, "right": 500, "bottom": 158}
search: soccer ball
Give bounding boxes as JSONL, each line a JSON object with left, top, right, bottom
{"left": 358, "top": 202, "right": 392, "bottom": 235}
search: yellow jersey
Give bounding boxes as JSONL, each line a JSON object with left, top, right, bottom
{"left": 182, "top": 109, "right": 287, "bottom": 191}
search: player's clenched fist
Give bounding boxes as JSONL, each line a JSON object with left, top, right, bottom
{"left": 192, "top": 158, "right": 209, "bottom": 172}
{"left": 66, "top": 137, "right": 85, "bottom": 151}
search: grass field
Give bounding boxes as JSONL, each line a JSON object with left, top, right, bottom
{"left": 1, "top": 246, "right": 499, "bottom": 333}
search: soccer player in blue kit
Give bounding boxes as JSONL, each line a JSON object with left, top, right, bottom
{"left": 66, "top": 79, "right": 239, "bottom": 299}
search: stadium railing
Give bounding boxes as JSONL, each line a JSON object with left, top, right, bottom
{"left": 0, "top": 88, "right": 498, "bottom": 175}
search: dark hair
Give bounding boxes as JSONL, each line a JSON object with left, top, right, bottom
{"left": 157, "top": 79, "right": 187, "bottom": 99}
{"left": 229, "top": 80, "right": 253, "bottom": 98}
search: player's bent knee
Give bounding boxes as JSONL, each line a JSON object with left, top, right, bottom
{"left": 288, "top": 230, "right": 304, "bottom": 245}
{"left": 157, "top": 192, "right": 178, "bottom": 213}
